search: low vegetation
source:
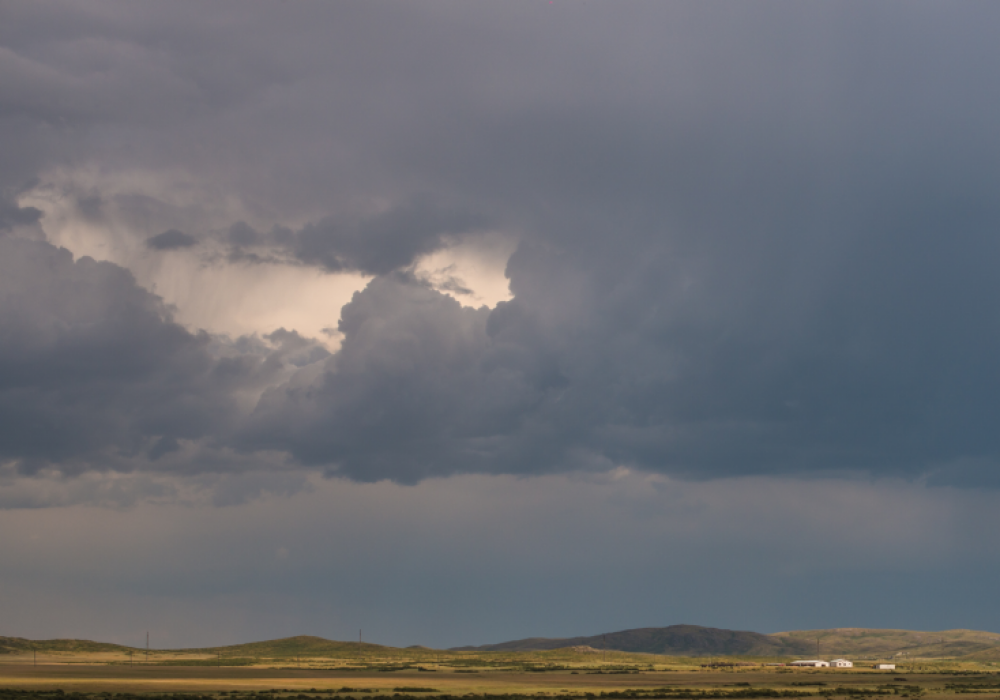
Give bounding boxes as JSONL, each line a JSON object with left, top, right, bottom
{"left": 3, "top": 628, "right": 1000, "bottom": 700}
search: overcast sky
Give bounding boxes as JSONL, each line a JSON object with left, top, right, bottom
{"left": 3, "top": 0, "right": 1000, "bottom": 650}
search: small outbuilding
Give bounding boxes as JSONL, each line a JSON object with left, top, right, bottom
{"left": 875, "top": 664, "right": 896, "bottom": 670}
{"left": 790, "top": 660, "right": 830, "bottom": 667}
{"left": 830, "top": 659, "right": 853, "bottom": 668}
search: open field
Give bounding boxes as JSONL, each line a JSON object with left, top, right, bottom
{"left": 7, "top": 628, "right": 1000, "bottom": 665}
{"left": 2, "top": 652, "right": 1000, "bottom": 700}
{"left": 1, "top": 663, "right": 998, "bottom": 693}
{"left": 3, "top": 630, "right": 1000, "bottom": 700}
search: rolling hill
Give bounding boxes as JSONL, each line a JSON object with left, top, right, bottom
{"left": 0, "top": 634, "right": 400, "bottom": 659}
{"left": 451, "top": 625, "right": 815, "bottom": 656}
{"left": 771, "top": 628, "right": 1000, "bottom": 659}
{"left": 175, "top": 635, "right": 397, "bottom": 658}
{"left": 5, "top": 627, "right": 1000, "bottom": 661}
{"left": 0, "top": 636, "right": 132, "bottom": 654}
{"left": 454, "top": 625, "right": 1000, "bottom": 658}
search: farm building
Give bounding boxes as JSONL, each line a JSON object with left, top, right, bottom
{"left": 790, "top": 660, "right": 830, "bottom": 667}
{"left": 875, "top": 664, "right": 896, "bottom": 670}
{"left": 830, "top": 659, "right": 853, "bottom": 668}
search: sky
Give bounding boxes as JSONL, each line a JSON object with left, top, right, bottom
{"left": 2, "top": 0, "right": 1000, "bottom": 650}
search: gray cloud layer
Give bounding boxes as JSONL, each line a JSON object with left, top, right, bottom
{"left": 147, "top": 228, "right": 197, "bottom": 250}
{"left": 221, "top": 199, "right": 486, "bottom": 275}
{"left": 0, "top": 236, "right": 248, "bottom": 471}
{"left": 3, "top": 1, "right": 1000, "bottom": 487}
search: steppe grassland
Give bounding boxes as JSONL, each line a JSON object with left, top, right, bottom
{"left": 0, "top": 649, "right": 998, "bottom": 699}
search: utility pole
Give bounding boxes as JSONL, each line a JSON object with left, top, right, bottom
{"left": 816, "top": 638, "right": 820, "bottom": 658}
{"left": 146, "top": 632, "right": 149, "bottom": 664}
{"left": 33, "top": 647, "right": 36, "bottom": 667}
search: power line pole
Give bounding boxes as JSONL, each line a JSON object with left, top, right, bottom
{"left": 146, "top": 632, "right": 149, "bottom": 664}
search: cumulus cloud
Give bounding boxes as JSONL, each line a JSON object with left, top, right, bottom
{"left": 241, "top": 275, "right": 512, "bottom": 482}
{"left": 0, "top": 236, "right": 331, "bottom": 477}
{"left": 235, "top": 223, "right": 1000, "bottom": 485}
{"left": 3, "top": 0, "right": 1000, "bottom": 489}
{"left": 0, "top": 237, "right": 238, "bottom": 470}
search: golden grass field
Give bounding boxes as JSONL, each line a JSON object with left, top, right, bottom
{"left": 1, "top": 646, "right": 999, "bottom": 700}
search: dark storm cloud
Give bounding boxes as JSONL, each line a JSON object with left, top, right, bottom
{"left": 290, "top": 199, "right": 486, "bottom": 275}
{"left": 242, "top": 274, "right": 556, "bottom": 482}
{"left": 241, "top": 220, "right": 1000, "bottom": 485}
{"left": 5, "top": 1, "right": 1000, "bottom": 485}
{"left": 223, "top": 199, "right": 486, "bottom": 275}
{"left": 0, "top": 189, "right": 42, "bottom": 231}
{"left": 0, "top": 236, "right": 261, "bottom": 472}
{"left": 147, "top": 228, "right": 197, "bottom": 250}
{"left": 233, "top": 3, "right": 1000, "bottom": 482}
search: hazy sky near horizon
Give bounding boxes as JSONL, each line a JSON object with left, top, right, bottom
{"left": 3, "top": 0, "right": 1000, "bottom": 649}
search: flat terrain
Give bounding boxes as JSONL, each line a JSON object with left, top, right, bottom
{"left": 3, "top": 631, "right": 1000, "bottom": 700}
{"left": 1, "top": 660, "right": 999, "bottom": 700}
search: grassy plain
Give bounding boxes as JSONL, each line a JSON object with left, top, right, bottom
{"left": 1, "top": 642, "right": 999, "bottom": 700}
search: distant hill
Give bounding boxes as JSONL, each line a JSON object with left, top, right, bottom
{"left": 174, "top": 635, "right": 403, "bottom": 658}
{"left": 0, "top": 635, "right": 398, "bottom": 659}
{"left": 6, "top": 628, "right": 1000, "bottom": 661}
{"left": 771, "top": 628, "right": 1000, "bottom": 659}
{"left": 961, "top": 645, "right": 1000, "bottom": 662}
{"left": 452, "top": 625, "right": 815, "bottom": 656}
{"left": 0, "top": 636, "right": 131, "bottom": 654}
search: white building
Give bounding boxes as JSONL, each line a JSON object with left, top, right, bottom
{"left": 830, "top": 659, "right": 853, "bottom": 668}
{"left": 790, "top": 660, "right": 830, "bottom": 667}
{"left": 875, "top": 664, "right": 896, "bottom": 670}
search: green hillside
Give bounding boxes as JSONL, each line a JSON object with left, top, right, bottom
{"left": 173, "top": 635, "right": 422, "bottom": 659}
{"left": 770, "top": 628, "right": 1000, "bottom": 658}
{"left": 960, "top": 645, "right": 1000, "bottom": 662}
{"left": 0, "top": 636, "right": 132, "bottom": 654}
